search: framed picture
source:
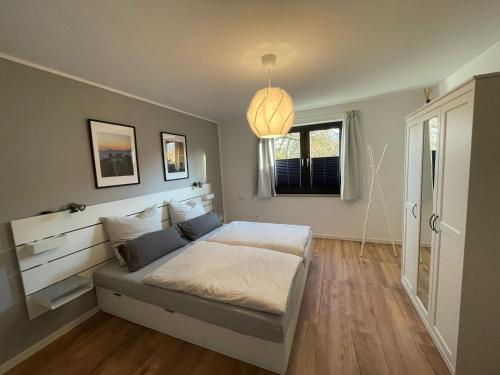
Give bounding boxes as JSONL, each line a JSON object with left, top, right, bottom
{"left": 88, "top": 119, "right": 140, "bottom": 188}
{"left": 161, "top": 132, "right": 189, "bottom": 181}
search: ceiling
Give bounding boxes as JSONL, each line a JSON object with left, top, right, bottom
{"left": 1, "top": 1, "right": 500, "bottom": 122}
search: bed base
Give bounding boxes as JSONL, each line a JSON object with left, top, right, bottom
{"left": 96, "top": 262, "right": 308, "bottom": 374}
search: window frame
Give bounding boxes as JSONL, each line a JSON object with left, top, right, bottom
{"left": 275, "top": 121, "right": 342, "bottom": 195}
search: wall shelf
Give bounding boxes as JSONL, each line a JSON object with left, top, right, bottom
{"left": 25, "top": 235, "right": 67, "bottom": 255}
{"left": 31, "top": 275, "right": 92, "bottom": 310}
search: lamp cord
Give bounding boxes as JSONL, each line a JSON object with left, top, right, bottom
{"left": 268, "top": 67, "right": 271, "bottom": 88}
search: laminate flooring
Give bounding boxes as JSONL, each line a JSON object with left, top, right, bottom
{"left": 8, "top": 239, "right": 449, "bottom": 375}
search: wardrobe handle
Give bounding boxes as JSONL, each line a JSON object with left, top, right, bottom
{"left": 429, "top": 214, "right": 436, "bottom": 230}
{"left": 411, "top": 203, "right": 418, "bottom": 219}
{"left": 432, "top": 215, "right": 439, "bottom": 233}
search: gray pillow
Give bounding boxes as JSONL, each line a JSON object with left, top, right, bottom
{"left": 118, "top": 227, "right": 188, "bottom": 272}
{"left": 177, "top": 211, "right": 222, "bottom": 241}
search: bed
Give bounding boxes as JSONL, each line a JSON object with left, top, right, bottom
{"left": 11, "top": 186, "right": 312, "bottom": 373}
{"left": 205, "top": 220, "right": 311, "bottom": 257}
{"left": 94, "top": 224, "right": 312, "bottom": 374}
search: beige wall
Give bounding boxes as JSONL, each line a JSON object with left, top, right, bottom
{"left": 219, "top": 91, "right": 423, "bottom": 242}
{"left": 438, "top": 39, "right": 500, "bottom": 95}
{"left": 0, "top": 58, "right": 223, "bottom": 365}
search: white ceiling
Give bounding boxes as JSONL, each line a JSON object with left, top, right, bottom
{"left": 1, "top": 1, "right": 500, "bottom": 122}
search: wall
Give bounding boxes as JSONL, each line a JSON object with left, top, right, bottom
{"left": 438, "top": 39, "right": 500, "bottom": 95}
{"left": 219, "top": 91, "right": 423, "bottom": 242}
{"left": 0, "top": 58, "right": 223, "bottom": 365}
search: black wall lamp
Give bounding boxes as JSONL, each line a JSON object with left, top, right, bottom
{"left": 39, "top": 202, "right": 87, "bottom": 215}
{"left": 67, "top": 203, "right": 86, "bottom": 213}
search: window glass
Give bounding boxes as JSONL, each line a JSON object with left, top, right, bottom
{"left": 309, "top": 128, "right": 340, "bottom": 189}
{"left": 273, "top": 122, "right": 342, "bottom": 194}
{"left": 309, "top": 128, "right": 340, "bottom": 157}
{"left": 275, "top": 133, "right": 301, "bottom": 160}
{"left": 274, "top": 132, "right": 301, "bottom": 188}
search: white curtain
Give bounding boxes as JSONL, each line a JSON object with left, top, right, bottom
{"left": 341, "top": 110, "right": 361, "bottom": 200}
{"left": 257, "top": 138, "right": 276, "bottom": 198}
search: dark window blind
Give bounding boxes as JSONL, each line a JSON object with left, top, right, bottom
{"left": 310, "top": 156, "right": 340, "bottom": 189}
{"left": 275, "top": 158, "right": 301, "bottom": 188}
{"left": 274, "top": 122, "right": 342, "bottom": 195}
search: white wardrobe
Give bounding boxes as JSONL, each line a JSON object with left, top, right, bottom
{"left": 401, "top": 73, "right": 500, "bottom": 375}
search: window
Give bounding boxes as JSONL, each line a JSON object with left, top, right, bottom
{"left": 274, "top": 122, "right": 342, "bottom": 195}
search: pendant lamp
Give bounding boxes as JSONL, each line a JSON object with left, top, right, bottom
{"left": 246, "top": 54, "right": 294, "bottom": 138}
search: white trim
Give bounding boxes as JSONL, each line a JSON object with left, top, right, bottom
{"left": 313, "top": 233, "right": 402, "bottom": 246}
{"left": 0, "top": 53, "right": 218, "bottom": 125}
{"left": 0, "top": 307, "right": 100, "bottom": 373}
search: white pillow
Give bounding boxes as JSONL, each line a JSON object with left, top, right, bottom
{"left": 168, "top": 200, "right": 205, "bottom": 224}
{"left": 102, "top": 206, "right": 162, "bottom": 265}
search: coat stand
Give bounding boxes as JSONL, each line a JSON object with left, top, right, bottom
{"left": 360, "top": 144, "right": 398, "bottom": 257}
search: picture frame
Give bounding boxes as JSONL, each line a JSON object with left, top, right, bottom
{"left": 88, "top": 119, "right": 140, "bottom": 188}
{"left": 161, "top": 132, "right": 189, "bottom": 181}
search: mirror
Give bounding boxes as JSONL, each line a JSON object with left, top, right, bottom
{"left": 417, "top": 116, "right": 439, "bottom": 309}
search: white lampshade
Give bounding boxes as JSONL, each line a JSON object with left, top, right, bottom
{"left": 247, "top": 86, "right": 294, "bottom": 138}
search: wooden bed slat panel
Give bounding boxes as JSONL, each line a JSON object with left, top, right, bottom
{"left": 11, "top": 184, "right": 211, "bottom": 246}
{"left": 11, "top": 184, "right": 215, "bottom": 319}
{"left": 17, "top": 200, "right": 212, "bottom": 271}
{"left": 16, "top": 224, "right": 108, "bottom": 271}
{"left": 23, "top": 242, "right": 114, "bottom": 295}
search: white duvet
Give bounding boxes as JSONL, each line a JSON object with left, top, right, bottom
{"left": 206, "top": 221, "right": 310, "bottom": 257}
{"left": 143, "top": 241, "right": 302, "bottom": 315}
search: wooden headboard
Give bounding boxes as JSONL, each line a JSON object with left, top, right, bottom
{"left": 11, "top": 184, "right": 214, "bottom": 319}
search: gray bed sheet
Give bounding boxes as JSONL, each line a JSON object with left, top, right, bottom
{"left": 94, "top": 226, "right": 312, "bottom": 343}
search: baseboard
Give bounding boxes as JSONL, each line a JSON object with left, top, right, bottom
{"left": 0, "top": 307, "right": 100, "bottom": 374}
{"left": 312, "top": 233, "right": 402, "bottom": 246}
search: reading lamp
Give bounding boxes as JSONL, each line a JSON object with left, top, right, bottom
{"left": 67, "top": 203, "right": 86, "bottom": 213}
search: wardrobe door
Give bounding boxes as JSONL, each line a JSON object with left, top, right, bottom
{"left": 432, "top": 91, "right": 474, "bottom": 367}
{"left": 416, "top": 113, "right": 440, "bottom": 316}
{"left": 402, "top": 121, "right": 423, "bottom": 293}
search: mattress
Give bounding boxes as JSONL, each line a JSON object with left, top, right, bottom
{"left": 205, "top": 221, "right": 311, "bottom": 257}
{"left": 144, "top": 240, "right": 302, "bottom": 315}
{"left": 94, "top": 229, "right": 312, "bottom": 342}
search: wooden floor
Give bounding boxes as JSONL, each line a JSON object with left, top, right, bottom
{"left": 8, "top": 239, "right": 450, "bottom": 375}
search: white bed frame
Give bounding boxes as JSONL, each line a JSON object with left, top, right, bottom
{"left": 10, "top": 184, "right": 309, "bottom": 374}
{"left": 97, "top": 255, "right": 309, "bottom": 374}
